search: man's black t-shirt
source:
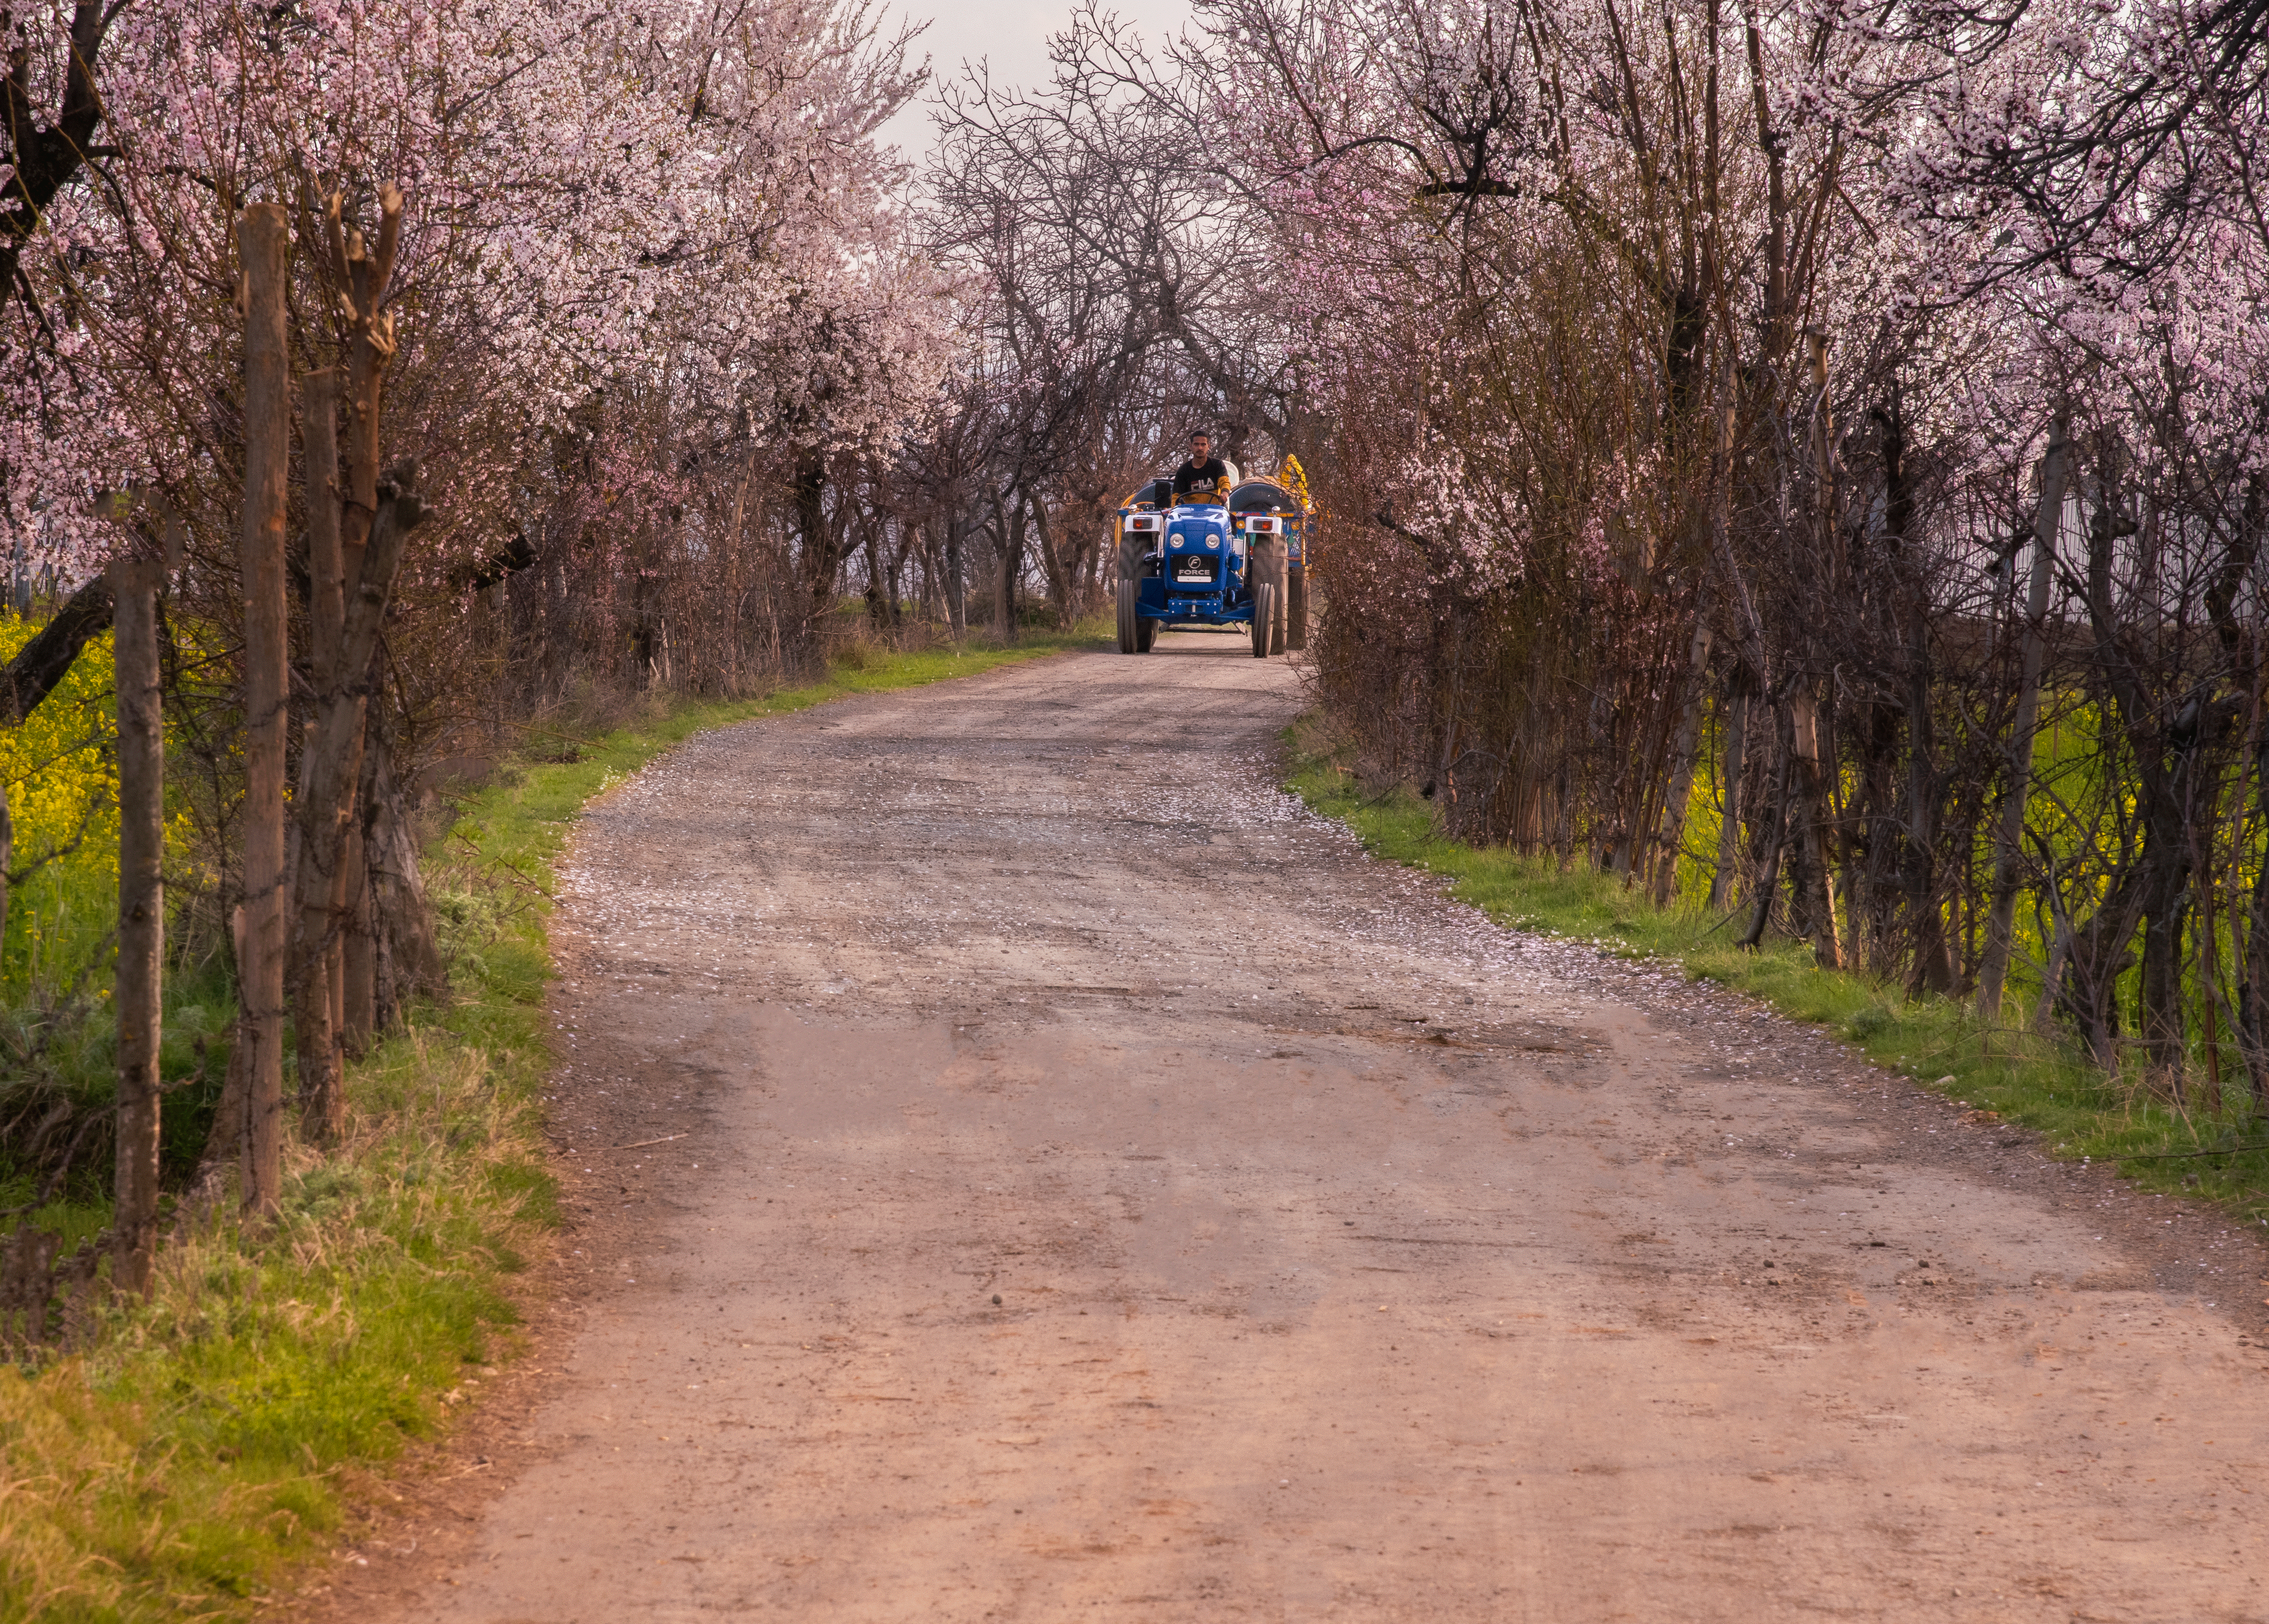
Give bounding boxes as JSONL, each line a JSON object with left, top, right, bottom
{"left": 1172, "top": 457, "right": 1229, "bottom": 500}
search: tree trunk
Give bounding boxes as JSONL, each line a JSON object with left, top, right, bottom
{"left": 1708, "top": 679, "right": 1749, "bottom": 910}
{"left": 1786, "top": 682, "right": 1843, "bottom": 969}
{"left": 2034, "top": 900, "right": 2072, "bottom": 1036}
{"left": 912, "top": 522, "right": 940, "bottom": 625}
{"left": 361, "top": 710, "right": 445, "bottom": 1022}
{"left": 342, "top": 814, "right": 375, "bottom": 1054}
{"left": 1651, "top": 615, "right": 1714, "bottom": 905}
{"left": 1029, "top": 492, "right": 1076, "bottom": 629}
{"left": 2241, "top": 745, "right": 2269, "bottom": 1099}
{"left": 196, "top": 906, "right": 252, "bottom": 1187}
{"left": 2136, "top": 756, "right": 2196, "bottom": 1085}
{"left": 2060, "top": 869, "right": 2143, "bottom": 1070}
{"left": 0, "top": 571, "right": 115, "bottom": 947}
{"left": 0, "top": 572, "right": 113, "bottom": 724}
{"left": 1871, "top": 395, "right": 1957, "bottom": 993}
{"left": 884, "top": 521, "right": 909, "bottom": 630}
{"left": 992, "top": 494, "right": 1026, "bottom": 640}
{"left": 945, "top": 513, "right": 968, "bottom": 637}
{"left": 0, "top": 783, "right": 11, "bottom": 955}
{"left": 109, "top": 557, "right": 164, "bottom": 1293}
{"left": 2077, "top": 447, "right": 2186, "bottom": 1081}
{"left": 793, "top": 450, "right": 832, "bottom": 662}
{"left": 862, "top": 513, "right": 890, "bottom": 630}
{"left": 1902, "top": 668, "right": 1955, "bottom": 995}
{"left": 238, "top": 203, "right": 292, "bottom": 1217}
{"left": 1740, "top": 706, "right": 1793, "bottom": 950}
{"left": 1977, "top": 423, "right": 2070, "bottom": 1021}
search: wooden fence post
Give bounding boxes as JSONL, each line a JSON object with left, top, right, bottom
{"left": 109, "top": 556, "right": 164, "bottom": 1293}
{"left": 238, "top": 202, "right": 291, "bottom": 1215}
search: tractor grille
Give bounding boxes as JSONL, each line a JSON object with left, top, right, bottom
{"left": 1170, "top": 553, "right": 1216, "bottom": 585}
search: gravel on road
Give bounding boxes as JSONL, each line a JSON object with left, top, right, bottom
{"left": 334, "top": 633, "right": 2269, "bottom": 1623}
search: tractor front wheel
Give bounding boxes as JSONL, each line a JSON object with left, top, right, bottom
{"left": 1116, "top": 538, "right": 1147, "bottom": 654}
{"left": 1250, "top": 584, "right": 1277, "bottom": 657}
{"left": 1116, "top": 578, "right": 1140, "bottom": 654}
{"left": 1136, "top": 616, "right": 1159, "bottom": 652}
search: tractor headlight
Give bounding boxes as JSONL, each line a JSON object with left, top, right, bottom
{"left": 1206, "top": 536, "right": 1219, "bottom": 549}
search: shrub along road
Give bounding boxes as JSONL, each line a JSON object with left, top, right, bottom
{"left": 350, "top": 634, "right": 2265, "bottom": 1621}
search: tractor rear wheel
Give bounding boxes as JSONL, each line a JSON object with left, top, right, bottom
{"left": 1252, "top": 540, "right": 1286, "bottom": 657}
{"left": 1287, "top": 564, "right": 1308, "bottom": 651}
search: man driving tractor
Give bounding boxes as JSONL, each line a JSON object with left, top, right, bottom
{"left": 1171, "top": 430, "right": 1230, "bottom": 503}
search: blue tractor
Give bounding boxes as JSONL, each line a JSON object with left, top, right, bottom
{"left": 1114, "top": 472, "right": 1310, "bottom": 658}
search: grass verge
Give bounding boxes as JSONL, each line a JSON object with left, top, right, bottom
{"left": 0, "top": 630, "right": 1099, "bottom": 1621}
{"left": 1284, "top": 712, "right": 2269, "bottom": 1230}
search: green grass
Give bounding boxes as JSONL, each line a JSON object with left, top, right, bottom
{"left": 1284, "top": 714, "right": 2269, "bottom": 1231}
{"left": 0, "top": 628, "right": 1098, "bottom": 1621}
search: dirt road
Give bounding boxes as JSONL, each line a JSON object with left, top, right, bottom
{"left": 364, "top": 634, "right": 2267, "bottom": 1622}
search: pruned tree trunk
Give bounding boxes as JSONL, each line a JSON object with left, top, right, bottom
{"left": 291, "top": 367, "right": 347, "bottom": 1138}
{"left": 291, "top": 463, "right": 428, "bottom": 1139}
{"left": 284, "top": 183, "right": 412, "bottom": 1133}
{"left": 109, "top": 556, "right": 164, "bottom": 1293}
{"left": 323, "top": 185, "right": 403, "bottom": 584}
{"left": 238, "top": 203, "right": 292, "bottom": 1217}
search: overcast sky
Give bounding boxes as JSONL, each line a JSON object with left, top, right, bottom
{"left": 877, "top": 0, "right": 1195, "bottom": 172}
